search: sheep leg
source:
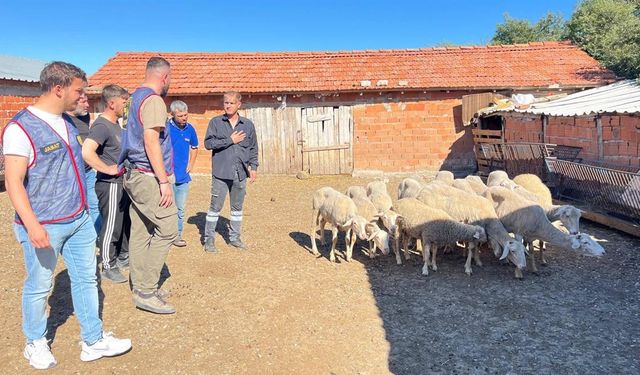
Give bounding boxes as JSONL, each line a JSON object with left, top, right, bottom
{"left": 540, "top": 241, "right": 548, "bottom": 265}
{"left": 526, "top": 240, "right": 539, "bottom": 274}
{"left": 420, "top": 236, "right": 431, "bottom": 276}
{"left": 310, "top": 209, "right": 320, "bottom": 256}
{"left": 431, "top": 244, "right": 438, "bottom": 272}
{"left": 394, "top": 234, "right": 403, "bottom": 265}
{"left": 345, "top": 227, "right": 356, "bottom": 262}
{"left": 464, "top": 243, "right": 474, "bottom": 275}
{"left": 329, "top": 227, "right": 338, "bottom": 262}
{"left": 402, "top": 236, "right": 410, "bottom": 261}
{"left": 319, "top": 218, "right": 328, "bottom": 246}
{"left": 368, "top": 240, "right": 376, "bottom": 259}
{"left": 472, "top": 243, "right": 483, "bottom": 266}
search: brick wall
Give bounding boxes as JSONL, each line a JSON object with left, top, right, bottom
{"left": 0, "top": 94, "right": 38, "bottom": 127}
{"left": 502, "top": 112, "right": 640, "bottom": 169}
{"left": 503, "top": 114, "right": 543, "bottom": 143}
{"left": 1, "top": 79, "right": 40, "bottom": 127}
{"left": 545, "top": 115, "right": 600, "bottom": 161}
{"left": 600, "top": 114, "right": 640, "bottom": 168}
{"left": 352, "top": 95, "right": 475, "bottom": 173}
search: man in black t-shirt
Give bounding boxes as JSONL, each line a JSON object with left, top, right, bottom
{"left": 68, "top": 93, "right": 101, "bottom": 233}
{"left": 82, "top": 85, "right": 131, "bottom": 283}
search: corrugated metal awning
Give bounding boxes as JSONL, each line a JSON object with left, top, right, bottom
{"left": 522, "top": 79, "right": 640, "bottom": 116}
{"left": 0, "top": 55, "right": 47, "bottom": 82}
{"left": 477, "top": 80, "right": 640, "bottom": 117}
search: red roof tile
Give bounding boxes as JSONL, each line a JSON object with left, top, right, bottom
{"left": 89, "top": 41, "right": 617, "bottom": 95}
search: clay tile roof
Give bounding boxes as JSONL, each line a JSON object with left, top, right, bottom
{"left": 89, "top": 41, "right": 617, "bottom": 95}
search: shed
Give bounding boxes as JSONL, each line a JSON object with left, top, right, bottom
{"left": 88, "top": 42, "right": 616, "bottom": 176}
{"left": 475, "top": 80, "right": 640, "bottom": 171}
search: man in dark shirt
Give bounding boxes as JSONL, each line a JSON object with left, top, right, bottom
{"left": 203, "top": 91, "right": 258, "bottom": 253}
{"left": 68, "top": 93, "right": 101, "bottom": 233}
{"left": 82, "top": 85, "right": 130, "bottom": 283}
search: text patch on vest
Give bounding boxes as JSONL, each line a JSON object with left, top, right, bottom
{"left": 42, "top": 142, "right": 62, "bottom": 154}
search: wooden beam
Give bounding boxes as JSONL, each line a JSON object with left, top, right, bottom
{"left": 306, "top": 113, "right": 332, "bottom": 123}
{"left": 302, "top": 144, "right": 350, "bottom": 152}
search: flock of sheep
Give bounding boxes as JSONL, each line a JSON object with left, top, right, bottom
{"left": 309, "top": 170, "right": 605, "bottom": 279}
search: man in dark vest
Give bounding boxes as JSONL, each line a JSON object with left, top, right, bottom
{"left": 2, "top": 61, "right": 131, "bottom": 370}
{"left": 119, "top": 56, "right": 177, "bottom": 314}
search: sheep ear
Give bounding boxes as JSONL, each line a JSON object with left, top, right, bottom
{"left": 367, "top": 230, "right": 380, "bottom": 241}
{"left": 500, "top": 246, "right": 509, "bottom": 260}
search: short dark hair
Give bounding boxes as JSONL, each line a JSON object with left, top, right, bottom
{"left": 146, "top": 56, "right": 170, "bottom": 72}
{"left": 101, "top": 84, "right": 129, "bottom": 106}
{"left": 39, "top": 61, "right": 87, "bottom": 93}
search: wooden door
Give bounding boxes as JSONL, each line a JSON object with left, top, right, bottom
{"left": 240, "top": 107, "right": 302, "bottom": 175}
{"left": 300, "top": 106, "right": 353, "bottom": 175}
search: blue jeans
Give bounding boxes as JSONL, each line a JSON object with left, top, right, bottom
{"left": 15, "top": 211, "right": 103, "bottom": 345}
{"left": 173, "top": 182, "right": 190, "bottom": 237}
{"left": 85, "top": 169, "right": 102, "bottom": 234}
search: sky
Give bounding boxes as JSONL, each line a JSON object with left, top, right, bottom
{"left": 1, "top": 0, "right": 579, "bottom": 75}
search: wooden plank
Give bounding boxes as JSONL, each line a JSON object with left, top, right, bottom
{"left": 307, "top": 113, "right": 332, "bottom": 123}
{"left": 339, "top": 106, "right": 353, "bottom": 174}
{"left": 326, "top": 106, "right": 338, "bottom": 174}
{"left": 290, "top": 107, "right": 303, "bottom": 174}
{"left": 473, "top": 138, "right": 503, "bottom": 144}
{"left": 553, "top": 199, "right": 640, "bottom": 238}
{"left": 302, "top": 144, "right": 350, "bottom": 152}
{"left": 472, "top": 129, "right": 502, "bottom": 137}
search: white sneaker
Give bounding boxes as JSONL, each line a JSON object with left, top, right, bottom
{"left": 23, "top": 337, "right": 57, "bottom": 369}
{"left": 80, "top": 332, "right": 132, "bottom": 362}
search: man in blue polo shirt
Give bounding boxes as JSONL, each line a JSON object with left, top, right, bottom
{"left": 168, "top": 100, "right": 198, "bottom": 247}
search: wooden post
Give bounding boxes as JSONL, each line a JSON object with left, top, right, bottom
{"left": 596, "top": 115, "right": 603, "bottom": 160}
{"left": 542, "top": 115, "right": 548, "bottom": 143}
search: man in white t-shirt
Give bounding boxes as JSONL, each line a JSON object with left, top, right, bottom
{"left": 2, "top": 61, "right": 131, "bottom": 370}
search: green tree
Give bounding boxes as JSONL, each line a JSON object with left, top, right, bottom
{"left": 566, "top": 0, "right": 640, "bottom": 78}
{"left": 491, "top": 12, "right": 566, "bottom": 45}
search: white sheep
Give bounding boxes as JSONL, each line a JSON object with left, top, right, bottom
{"left": 397, "top": 177, "right": 424, "bottom": 199}
{"left": 452, "top": 178, "right": 476, "bottom": 194}
{"left": 346, "top": 186, "right": 390, "bottom": 258}
{"left": 393, "top": 198, "right": 487, "bottom": 276}
{"left": 487, "top": 170, "right": 515, "bottom": 188}
{"left": 416, "top": 183, "right": 528, "bottom": 278}
{"left": 310, "top": 187, "right": 370, "bottom": 262}
{"left": 345, "top": 185, "right": 368, "bottom": 200}
{"left": 435, "top": 170, "right": 455, "bottom": 185}
{"left": 512, "top": 173, "right": 582, "bottom": 235}
{"left": 483, "top": 186, "right": 605, "bottom": 273}
{"left": 366, "top": 180, "right": 393, "bottom": 213}
{"left": 465, "top": 175, "right": 488, "bottom": 195}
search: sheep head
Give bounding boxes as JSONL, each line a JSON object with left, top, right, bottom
{"left": 557, "top": 205, "right": 582, "bottom": 235}
{"left": 350, "top": 215, "right": 369, "bottom": 241}
{"left": 380, "top": 210, "right": 400, "bottom": 237}
{"left": 365, "top": 222, "right": 390, "bottom": 255}
{"left": 503, "top": 239, "right": 527, "bottom": 270}
{"left": 473, "top": 226, "right": 488, "bottom": 242}
{"left": 570, "top": 233, "right": 605, "bottom": 257}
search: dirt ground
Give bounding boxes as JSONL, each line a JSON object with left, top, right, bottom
{"left": 0, "top": 175, "right": 638, "bottom": 375}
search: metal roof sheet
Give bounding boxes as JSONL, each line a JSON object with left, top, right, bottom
{"left": 0, "top": 55, "right": 47, "bottom": 82}
{"left": 521, "top": 79, "right": 640, "bottom": 116}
